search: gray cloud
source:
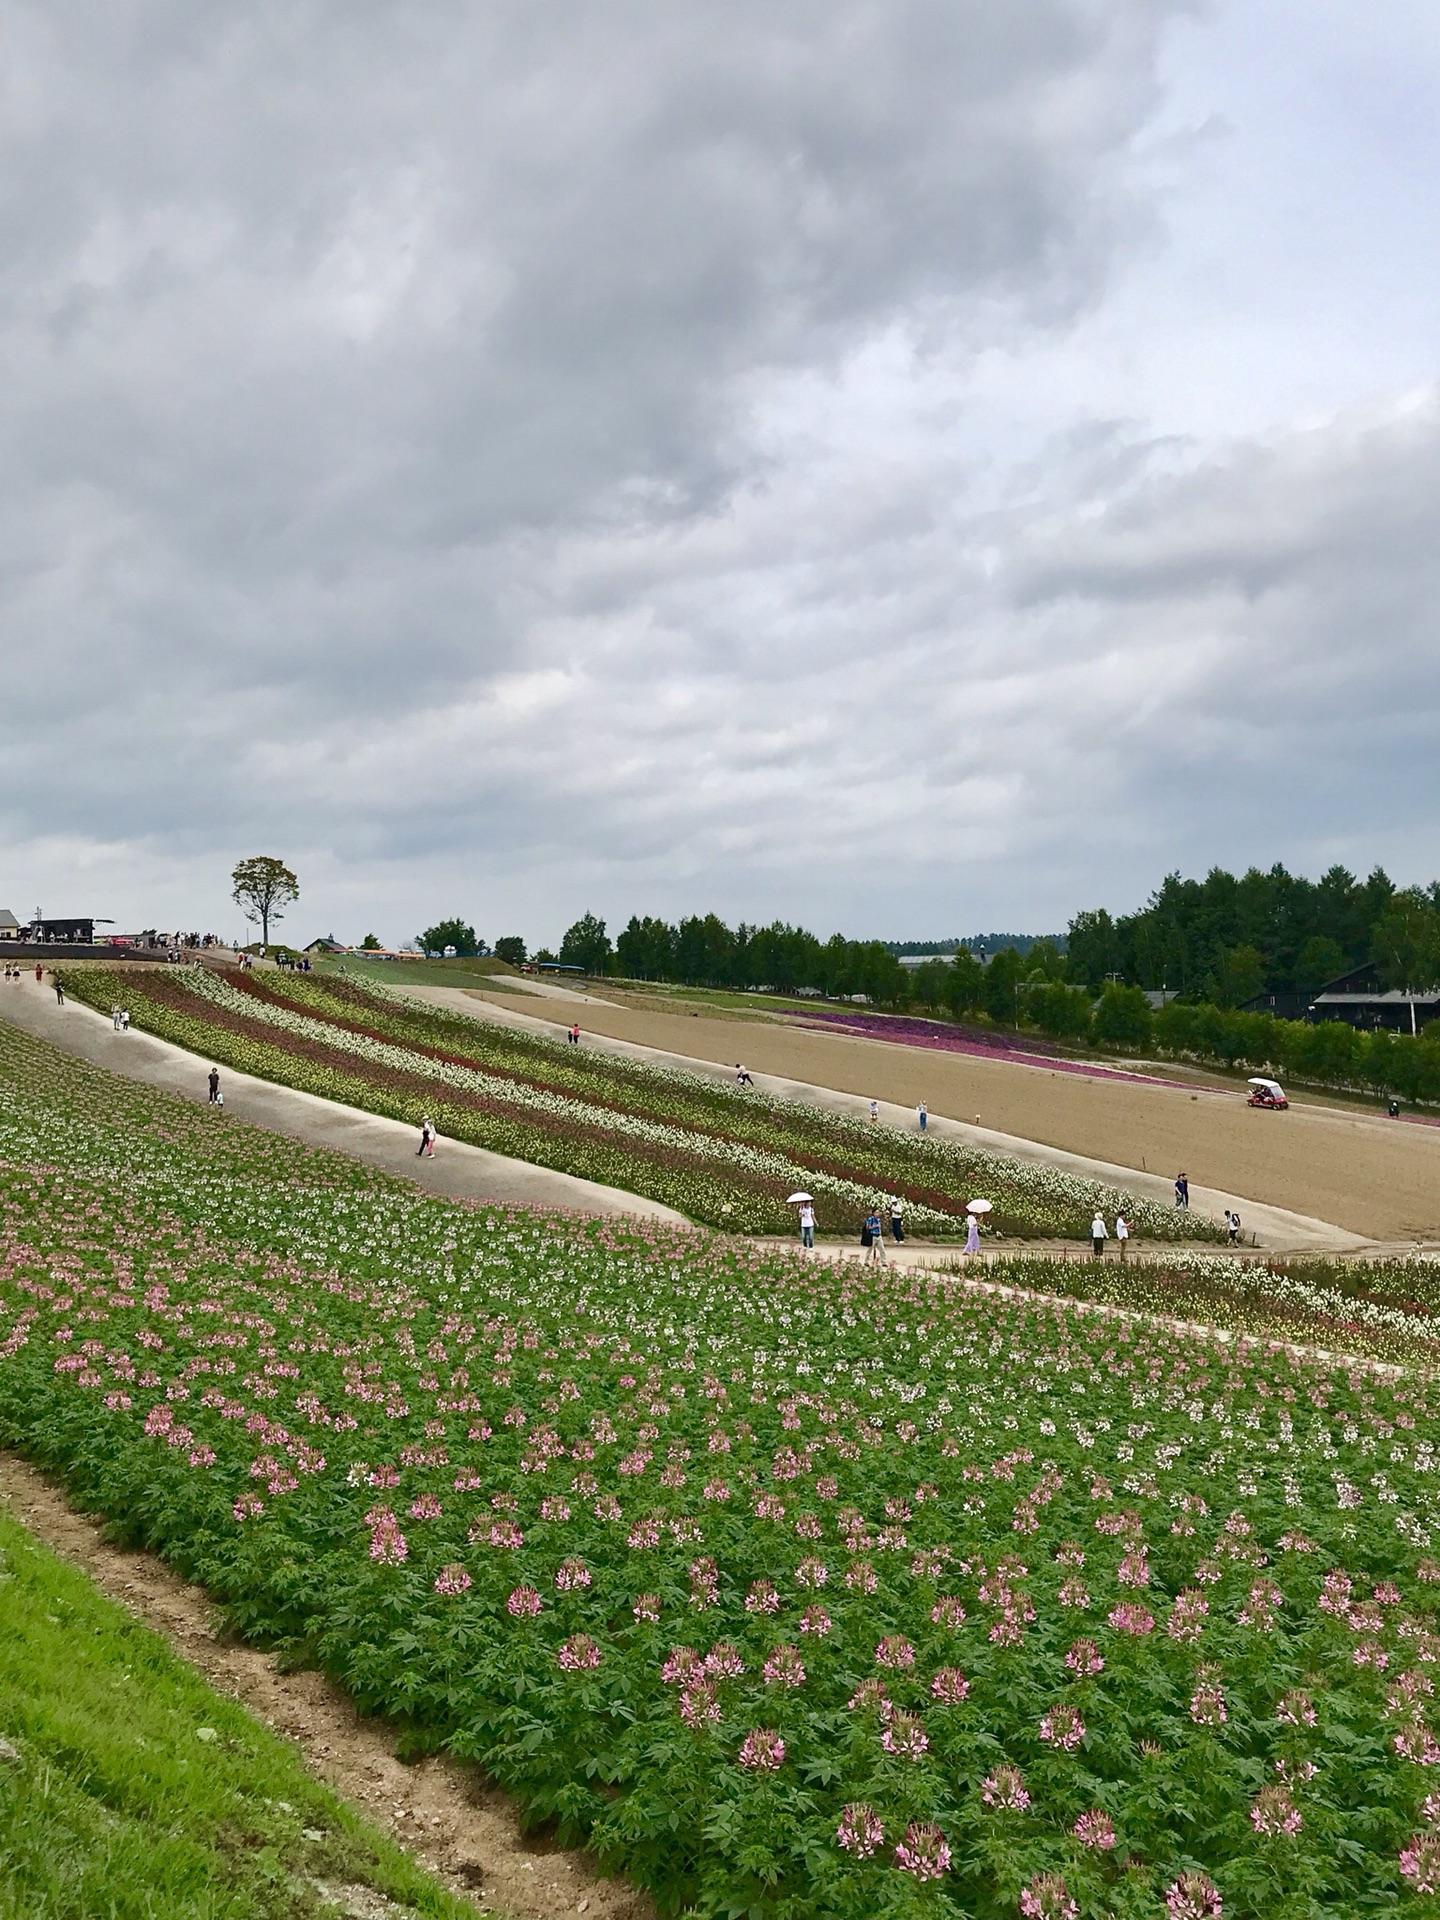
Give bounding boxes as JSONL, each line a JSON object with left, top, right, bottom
{"left": 1, "top": 0, "right": 1436, "bottom": 944}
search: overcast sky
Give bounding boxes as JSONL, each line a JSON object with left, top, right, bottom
{"left": 2, "top": 0, "right": 1437, "bottom": 949}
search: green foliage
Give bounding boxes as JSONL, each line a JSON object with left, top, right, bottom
{"left": 1068, "top": 863, "right": 1400, "bottom": 995}
{"left": 559, "top": 912, "right": 612, "bottom": 975}
{"left": 1089, "top": 984, "right": 1153, "bottom": 1051}
{"left": 943, "top": 950, "right": 986, "bottom": 1019}
{"left": 230, "top": 857, "right": 299, "bottom": 948}
{"left": 1029, "top": 982, "right": 1093, "bottom": 1041}
{"left": 981, "top": 947, "right": 1025, "bottom": 1026}
{"left": 493, "top": 936, "right": 527, "bottom": 967}
{"left": 359, "top": 933, "right": 382, "bottom": 951}
{"left": 0, "top": 1509, "right": 471, "bottom": 1920}
{"left": 1371, "top": 888, "right": 1440, "bottom": 994}
{"left": 417, "top": 918, "right": 479, "bottom": 958}
{"left": 1204, "top": 944, "right": 1267, "bottom": 1010}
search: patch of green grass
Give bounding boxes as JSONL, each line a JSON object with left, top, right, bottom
{"left": 0, "top": 1506, "right": 480, "bottom": 1920}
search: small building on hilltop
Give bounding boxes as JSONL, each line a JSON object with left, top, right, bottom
{"left": 0, "top": 909, "right": 20, "bottom": 939}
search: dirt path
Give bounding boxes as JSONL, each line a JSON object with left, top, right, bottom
{"left": 420, "top": 984, "right": 1440, "bottom": 1245}
{"left": 0, "top": 973, "right": 687, "bottom": 1228}
{"left": 0, "top": 1452, "right": 651, "bottom": 1920}
{"left": 394, "top": 986, "right": 1368, "bottom": 1254}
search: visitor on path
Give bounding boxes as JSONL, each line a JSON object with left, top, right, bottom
{"left": 869, "top": 1099, "right": 879, "bottom": 1123}
{"left": 111, "top": 1004, "right": 122, "bottom": 1029}
{"left": 964, "top": 1213, "right": 981, "bottom": 1255}
{"left": 34, "top": 964, "right": 43, "bottom": 982}
{"left": 1091, "top": 1214, "right": 1108, "bottom": 1258}
{"left": 120, "top": 1008, "right": 130, "bottom": 1031}
{"left": 799, "top": 1202, "right": 815, "bottom": 1250}
{"left": 569, "top": 1023, "right": 580, "bottom": 1046}
{"left": 1115, "top": 1214, "right": 1130, "bottom": 1260}
{"left": 1226, "top": 1209, "right": 1241, "bottom": 1246}
{"left": 417, "top": 1116, "right": 437, "bottom": 1158}
{"left": 208, "top": 1067, "right": 221, "bottom": 1104}
{"left": 918, "top": 1102, "right": 927, "bottom": 1132}
{"left": 54, "top": 978, "right": 64, "bottom": 1005}
{"left": 865, "top": 1208, "right": 886, "bottom": 1264}
{"left": 736, "top": 1064, "right": 753, "bottom": 1087}
{"left": 1174, "top": 1172, "right": 1189, "bottom": 1209}
{"left": 889, "top": 1198, "right": 905, "bottom": 1244}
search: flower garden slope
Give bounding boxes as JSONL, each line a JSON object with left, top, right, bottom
{"left": 64, "top": 963, "right": 1217, "bottom": 1245}
{"left": 4, "top": 1022, "right": 1440, "bottom": 1914}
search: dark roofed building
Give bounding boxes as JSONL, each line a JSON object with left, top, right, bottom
{"left": 1306, "top": 962, "right": 1440, "bottom": 1035}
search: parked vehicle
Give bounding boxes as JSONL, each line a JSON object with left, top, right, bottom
{"left": 1246, "top": 1076, "right": 1288, "bottom": 1109}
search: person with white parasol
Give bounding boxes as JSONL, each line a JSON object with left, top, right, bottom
{"left": 964, "top": 1199, "right": 990, "bottom": 1254}
{"left": 789, "top": 1192, "right": 816, "bottom": 1250}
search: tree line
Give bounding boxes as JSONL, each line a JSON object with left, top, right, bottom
{"left": 1067, "top": 863, "right": 1440, "bottom": 1004}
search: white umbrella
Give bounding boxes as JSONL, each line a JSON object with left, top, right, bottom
{"left": 966, "top": 1198, "right": 993, "bottom": 1214}
{"left": 786, "top": 1192, "right": 813, "bottom": 1205}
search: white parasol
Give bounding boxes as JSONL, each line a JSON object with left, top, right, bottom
{"left": 787, "top": 1192, "right": 813, "bottom": 1205}
{"left": 966, "top": 1198, "right": 993, "bottom": 1215}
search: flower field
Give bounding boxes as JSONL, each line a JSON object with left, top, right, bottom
{"left": 4, "top": 1020, "right": 1440, "bottom": 1915}
{"left": 61, "top": 963, "right": 1216, "bottom": 1243}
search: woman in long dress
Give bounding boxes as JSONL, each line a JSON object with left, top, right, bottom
{"left": 964, "top": 1213, "right": 981, "bottom": 1255}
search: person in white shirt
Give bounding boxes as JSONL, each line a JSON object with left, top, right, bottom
{"left": 1090, "top": 1214, "right": 1108, "bottom": 1258}
{"left": 798, "top": 1203, "right": 815, "bottom": 1249}
{"left": 1115, "top": 1214, "right": 1130, "bottom": 1260}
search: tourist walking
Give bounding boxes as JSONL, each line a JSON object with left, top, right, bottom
{"left": 208, "top": 1067, "right": 221, "bottom": 1104}
{"left": 868, "top": 1099, "right": 879, "bottom": 1123}
{"left": 889, "top": 1197, "right": 905, "bottom": 1244}
{"left": 1225, "top": 1209, "right": 1241, "bottom": 1245}
{"left": 1115, "top": 1213, "right": 1130, "bottom": 1260}
{"left": 120, "top": 1008, "right": 130, "bottom": 1031}
{"left": 964, "top": 1213, "right": 981, "bottom": 1255}
{"left": 918, "top": 1101, "right": 927, "bottom": 1132}
{"left": 1091, "top": 1213, "right": 1108, "bottom": 1258}
{"left": 417, "top": 1115, "right": 437, "bottom": 1158}
{"left": 799, "top": 1201, "right": 815, "bottom": 1250}
{"left": 569, "top": 1023, "right": 580, "bottom": 1046}
{"left": 736, "top": 1063, "right": 753, "bottom": 1087}
{"left": 1174, "top": 1172, "right": 1189, "bottom": 1209}
{"left": 112, "top": 1004, "right": 122, "bottom": 1030}
{"left": 864, "top": 1207, "right": 886, "bottom": 1264}
{"left": 54, "top": 978, "right": 65, "bottom": 1005}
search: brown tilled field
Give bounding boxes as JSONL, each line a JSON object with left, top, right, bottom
{"left": 471, "top": 987, "right": 1440, "bottom": 1243}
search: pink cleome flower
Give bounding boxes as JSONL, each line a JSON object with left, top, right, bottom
{"left": 662, "top": 1647, "right": 704, "bottom": 1685}
{"left": 881, "top": 1712, "right": 929, "bottom": 1760}
{"left": 555, "top": 1557, "right": 591, "bottom": 1591}
{"left": 875, "top": 1634, "right": 916, "bottom": 1670}
{"left": 893, "top": 1822, "right": 950, "bottom": 1880}
{"left": 1167, "top": 1590, "right": 1209, "bottom": 1643}
{"left": 1401, "top": 1833, "right": 1440, "bottom": 1895}
{"left": 1072, "top": 1809, "right": 1116, "bottom": 1849}
{"left": 846, "top": 1560, "right": 879, "bottom": 1594}
{"left": 1065, "top": 1639, "right": 1104, "bottom": 1677}
{"left": 1190, "top": 1679, "right": 1227, "bottom": 1727}
{"left": 745, "top": 1580, "right": 780, "bottom": 1614}
{"left": 557, "top": 1634, "right": 602, "bottom": 1671}
{"left": 408, "top": 1493, "right": 442, "bottom": 1520}
{"left": 931, "top": 1667, "right": 970, "bottom": 1704}
{"left": 539, "top": 1495, "right": 570, "bottom": 1521}
{"left": 1276, "top": 1688, "right": 1317, "bottom": 1727}
{"left": 1108, "top": 1602, "right": 1154, "bottom": 1636}
{"left": 835, "top": 1802, "right": 884, "bottom": 1859}
{"left": 1250, "top": 1787, "right": 1302, "bottom": 1837}
{"left": 1057, "top": 1576, "right": 1090, "bottom": 1609}
{"left": 705, "top": 1641, "right": 745, "bottom": 1679}
{"left": 737, "top": 1728, "right": 785, "bottom": 1771}
{"left": 763, "top": 1645, "right": 806, "bottom": 1688}
{"left": 981, "top": 1765, "right": 1030, "bottom": 1811}
{"left": 632, "top": 1592, "right": 661, "bottom": 1623}
{"left": 507, "top": 1584, "right": 542, "bottom": 1617}
{"left": 233, "top": 1491, "right": 265, "bottom": 1522}
{"left": 1019, "top": 1871, "right": 1078, "bottom": 1919}
{"left": 847, "top": 1679, "right": 889, "bottom": 1716}
{"left": 678, "top": 1681, "right": 720, "bottom": 1728}
{"left": 795, "top": 1556, "right": 828, "bottom": 1588}
{"left": 433, "top": 1563, "right": 472, "bottom": 1595}
{"left": 1039, "top": 1705, "right": 1085, "bottom": 1751}
{"left": 931, "top": 1595, "right": 966, "bottom": 1629}
{"left": 1165, "top": 1870, "right": 1223, "bottom": 1918}
{"left": 799, "top": 1605, "right": 832, "bottom": 1637}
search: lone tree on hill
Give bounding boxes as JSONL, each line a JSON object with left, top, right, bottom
{"left": 231, "top": 856, "right": 299, "bottom": 947}
{"left": 559, "top": 913, "right": 610, "bottom": 974}
{"left": 418, "top": 918, "right": 479, "bottom": 957}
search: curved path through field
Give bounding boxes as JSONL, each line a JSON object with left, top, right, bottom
{"left": 0, "top": 972, "right": 688, "bottom": 1226}
{"left": 392, "top": 984, "right": 1371, "bottom": 1254}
